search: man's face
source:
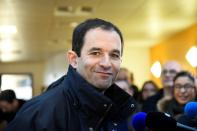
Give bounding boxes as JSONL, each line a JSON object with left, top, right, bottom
{"left": 161, "top": 62, "right": 181, "bottom": 87}
{"left": 75, "top": 28, "right": 122, "bottom": 90}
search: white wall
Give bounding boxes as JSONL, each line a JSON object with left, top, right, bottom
{"left": 121, "top": 44, "right": 151, "bottom": 89}
{"left": 44, "top": 52, "right": 68, "bottom": 87}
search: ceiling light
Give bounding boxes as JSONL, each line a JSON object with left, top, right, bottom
{"left": 186, "top": 46, "right": 197, "bottom": 67}
{"left": 151, "top": 61, "right": 162, "bottom": 78}
{"left": 0, "top": 25, "right": 17, "bottom": 34}
{"left": 0, "top": 39, "right": 15, "bottom": 53}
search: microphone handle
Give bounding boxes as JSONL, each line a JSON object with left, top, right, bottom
{"left": 177, "top": 123, "right": 197, "bottom": 131}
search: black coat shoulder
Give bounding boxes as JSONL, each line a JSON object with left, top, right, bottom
{"left": 5, "top": 85, "right": 70, "bottom": 131}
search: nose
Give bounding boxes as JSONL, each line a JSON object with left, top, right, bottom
{"left": 180, "top": 87, "right": 186, "bottom": 93}
{"left": 99, "top": 55, "right": 111, "bottom": 69}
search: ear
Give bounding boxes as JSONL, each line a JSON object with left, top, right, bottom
{"left": 120, "top": 57, "right": 122, "bottom": 63}
{"left": 67, "top": 50, "right": 78, "bottom": 68}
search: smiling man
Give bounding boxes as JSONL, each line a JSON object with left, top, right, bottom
{"left": 5, "top": 18, "right": 136, "bottom": 131}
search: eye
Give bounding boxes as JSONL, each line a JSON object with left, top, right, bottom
{"left": 111, "top": 53, "right": 120, "bottom": 59}
{"left": 184, "top": 84, "right": 194, "bottom": 89}
{"left": 90, "top": 51, "right": 101, "bottom": 56}
{"left": 174, "top": 84, "right": 181, "bottom": 89}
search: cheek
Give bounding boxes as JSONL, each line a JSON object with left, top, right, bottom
{"left": 174, "top": 91, "right": 181, "bottom": 101}
{"left": 112, "top": 61, "right": 121, "bottom": 72}
{"left": 174, "top": 92, "right": 179, "bottom": 99}
{"left": 188, "top": 90, "right": 196, "bottom": 99}
{"left": 78, "top": 58, "right": 92, "bottom": 69}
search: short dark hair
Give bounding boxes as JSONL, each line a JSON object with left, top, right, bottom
{"left": 173, "top": 71, "right": 195, "bottom": 83}
{"left": 142, "top": 80, "right": 159, "bottom": 91}
{"left": 0, "top": 89, "right": 16, "bottom": 103}
{"left": 72, "top": 18, "right": 124, "bottom": 57}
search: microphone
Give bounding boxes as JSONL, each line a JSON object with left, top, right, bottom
{"left": 131, "top": 112, "right": 147, "bottom": 131}
{"left": 177, "top": 102, "right": 197, "bottom": 128}
{"left": 145, "top": 112, "right": 197, "bottom": 131}
{"left": 184, "top": 102, "right": 197, "bottom": 118}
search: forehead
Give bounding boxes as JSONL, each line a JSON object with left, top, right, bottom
{"left": 144, "top": 83, "right": 154, "bottom": 88}
{"left": 163, "top": 62, "right": 181, "bottom": 71}
{"left": 174, "top": 76, "right": 194, "bottom": 84}
{"left": 82, "top": 28, "right": 122, "bottom": 51}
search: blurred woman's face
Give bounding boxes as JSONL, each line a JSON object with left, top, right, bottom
{"left": 142, "top": 83, "right": 157, "bottom": 100}
{"left": 115, "top": 80, "right": 133, "bottom": 96}
{"left": 174, "top": 76, "right": 196, "bottom": 105}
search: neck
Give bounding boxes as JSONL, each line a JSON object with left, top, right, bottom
{"left": 94, "top": 87, "right": 106, "bottom": 93}
{"left": 163, "top": 86, "right": 173, "bottom": 98}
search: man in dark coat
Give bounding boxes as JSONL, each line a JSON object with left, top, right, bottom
{"left": 5, "top": 18, "right": 136, "bottom": 131}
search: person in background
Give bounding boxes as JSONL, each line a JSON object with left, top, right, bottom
{"left": 117, "top": 68, "right": 131, "bottom": 83}
{"left": 0, "top": 89, "right": 26, "bottom": 123}
{"left": 116, "top": 68, "right": 139, "bottom": 100}
{"left": 115, "top": 80, "right": 133, "bottom": 96}
{"left": 157, "top": 71, "right": 196, "bottom": 119}
{"left": 116, "top": 68, "right": 134, "bottom": 96}
{"left": 138, "top": 80, "right": 159, "bottom": 102}
{"left": 142, "top": 61, "right": 182, "bottom": 112}
{"left": 5, "top": 18, "right": 136, "bottom": 131}
{"left": 0, "top": 88, "right": 7, "bottom": 130}
{"left": 129, "top": 72, "right": 139, "bottom": 100}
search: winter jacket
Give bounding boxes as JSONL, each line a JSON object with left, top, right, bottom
{"left": 5, "top": 66, "right": 136, "bottom": 131}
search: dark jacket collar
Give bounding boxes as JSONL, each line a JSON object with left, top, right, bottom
{"left": 65, "top": 65, "right": 136, "bottom": 122}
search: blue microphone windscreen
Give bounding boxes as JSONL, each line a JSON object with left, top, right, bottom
{"left": 184, "top": 102, "right": 197, "bottom": 118}
{"left": 131, "top": 112, "right": 147, "bottom": 131}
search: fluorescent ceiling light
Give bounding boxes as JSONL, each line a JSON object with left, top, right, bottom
{"left": 0, "top": 39, "right": 14, "bottom": 52}
{"left": 0, "top": 25, "right": 17, "bottom": 34}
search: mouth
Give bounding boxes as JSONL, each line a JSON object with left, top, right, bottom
{"left": 96, "top": 72, "right": 112, "bottom": 77}
{"left": 178, "top": 95, "right": 189, "bottom": 101}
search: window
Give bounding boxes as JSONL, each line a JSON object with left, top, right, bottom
{"left": 0, "top": 74, "right": 33, "bottom": 100}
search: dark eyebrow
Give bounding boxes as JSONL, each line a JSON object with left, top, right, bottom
{"left": 88, "top": 47, "right": 120, "bottom": 55}
{"left": 88, "top": 47, "right": 101, "bottom": 52}
{"left": 112, "top": 49, "right": 120, "bottom": 55}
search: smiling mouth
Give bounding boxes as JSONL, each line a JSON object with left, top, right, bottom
{"left": 178, "top": 96, "right": 188, "bottom": 100}
{"left": 96, "top": 72, "right": 112, "bottom": 76}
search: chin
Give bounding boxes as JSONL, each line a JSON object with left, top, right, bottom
{"left": 94, "top": 80, "right": 112, "bottom": 88}
{"left": 95, "top": 84, "right": 111, "bottom": 90}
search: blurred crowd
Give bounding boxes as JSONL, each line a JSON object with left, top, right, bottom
{"left": 115, "top": 61, "right": 197, "bottom": 130}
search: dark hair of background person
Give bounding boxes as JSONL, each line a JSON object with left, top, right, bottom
{"left": 142, "top": 80, "right": 159, "bottom": 92}
{"left": 173, "top": 71, "right": 195, "bottom": 83}
{"left": 72, "top": 18, "right": 124, "bottom": 57}
{"left": 0, "top": 90, "right": 16, "bottom": 103}
{"left": 138, "top": 80, "right": 159, "bottom": 102}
